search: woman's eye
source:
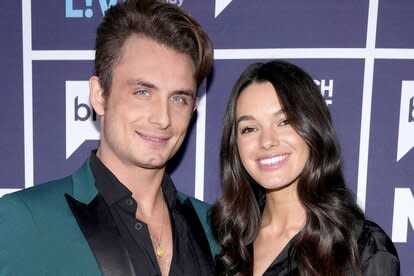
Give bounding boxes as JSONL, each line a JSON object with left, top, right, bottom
{"left": 278, "top": 119, "right": 289, "bottom": 126}
{"left": 240, "top": 127, "right": 256, "bottom": 135}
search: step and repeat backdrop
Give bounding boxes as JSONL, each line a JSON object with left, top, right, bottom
{"left": 1, "top": 0, "right": 413, "bottom": 274}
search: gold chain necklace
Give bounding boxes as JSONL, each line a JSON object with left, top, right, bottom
{"left": 150, "top": 190, "right": 166, "bottom": 259}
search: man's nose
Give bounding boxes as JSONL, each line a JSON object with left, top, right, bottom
{"left": 149, "top": 98, "right": 171, "bottom": 129}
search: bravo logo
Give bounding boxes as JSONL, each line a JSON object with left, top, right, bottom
{"left": 215, "top": 0, "right": 233, "bottom": 17}
{"left": 397, "top": 81, "right": 414, "bottom": 161}
{"left": 65, "top": 81, "right": 100, "bottom": 159}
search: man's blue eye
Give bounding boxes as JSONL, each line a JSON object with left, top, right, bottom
{"left": 135, "top": 89, "right": 149, "bottom": 96}
{"left": 171, "top": 95, "right": 187, "bottom": 104}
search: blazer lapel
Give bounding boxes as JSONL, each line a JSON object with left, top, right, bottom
{"left": 66, "top": 160, "right": 136, "bottom": 276}
{"left": 175, "top": 198, "right": 216, "bottom": 275}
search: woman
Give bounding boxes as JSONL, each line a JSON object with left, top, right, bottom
{"left": 211, "top": 60, "right": 399, "bottom": 275}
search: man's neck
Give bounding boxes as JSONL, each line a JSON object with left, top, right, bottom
{"left": 95, "top": 148, "right": 166, "bottom": 215}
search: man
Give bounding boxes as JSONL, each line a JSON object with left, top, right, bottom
{"left": 0, "top": 0, "right": 217, "bottom": 275}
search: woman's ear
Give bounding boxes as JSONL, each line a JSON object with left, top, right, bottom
{"left": 89, "top": 76, "right": 105, "bottom": 116}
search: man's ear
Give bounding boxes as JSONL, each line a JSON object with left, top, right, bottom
{"left": 192, "top": 96, "right": 199, "bottom": 113}
{"left": 89, "top": 76, "right": 105, "bottom": 116}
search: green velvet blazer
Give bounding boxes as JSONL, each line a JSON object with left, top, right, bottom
{"left": 0, "top": 160, "right": 219, "bottom": 276}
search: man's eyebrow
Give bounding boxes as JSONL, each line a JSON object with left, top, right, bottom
{"left": 173, "top": 90, "right": 196, "bottom": 98}
{"left": 128, "top": 79, "right": 195, "bottom": 97}
{"left": 128, "top": 79, "right": 158, "bottom": 89}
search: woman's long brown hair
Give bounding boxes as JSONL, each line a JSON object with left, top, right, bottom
{"left": 211, "top": 60, "right": 364, "bottom": 276}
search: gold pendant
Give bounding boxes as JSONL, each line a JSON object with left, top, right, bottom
{"left": 156, "top": 246, "right": 165, "bottom": 257}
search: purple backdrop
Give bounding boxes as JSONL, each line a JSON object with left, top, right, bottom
{"left": 1, "top": 0, "right": 413, "bottom": 274}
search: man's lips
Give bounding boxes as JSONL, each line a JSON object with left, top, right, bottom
{"left": 136, "top": 131, "right": 170, "bottom": 144}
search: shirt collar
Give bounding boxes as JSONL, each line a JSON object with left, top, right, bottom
{"left": 90, "top": 151, "right": 178, "bottom": 209}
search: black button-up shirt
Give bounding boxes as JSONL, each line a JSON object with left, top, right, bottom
{"left": 90, "top": 153, "right": 214, "bottom": 275}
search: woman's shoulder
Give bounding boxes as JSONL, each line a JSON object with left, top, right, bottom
{"left": 357, "top": 219, "right": 400, "bottom": 274}
{"left": 357, "top": 219, "right": 396, "bottom": 253}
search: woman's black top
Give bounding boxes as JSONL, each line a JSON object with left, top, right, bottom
{"left": 261, "top": 219, "right": 399, "bottom": 275}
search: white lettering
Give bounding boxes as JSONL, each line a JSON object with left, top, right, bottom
{"left": 215, "top": 0, "right": 232, "bottom": 17}
{"left": 392, "top": 188, "right": 414, "bottom": 242}
{"left": 314, "top": 79, "right": 334, "bottom": 105}
{"left": 165, "top": 0, "right": 183, "bottom": 6}
{"left": 65, "top": 81, "right": 100, "bottom": 159}
{"left": 397, "top": 81, "right": 414, "bottom": 161}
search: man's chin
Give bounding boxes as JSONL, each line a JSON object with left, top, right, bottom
{"left": 134, "top": 159, "right": 167, "bottom": 170}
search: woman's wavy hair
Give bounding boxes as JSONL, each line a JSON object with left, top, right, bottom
{"left": 211, "top": 60, "right": 364, "bottom": 276}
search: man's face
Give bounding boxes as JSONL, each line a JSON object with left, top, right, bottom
{"left": 90, "top": 35, "right": 197, "bottom": 172}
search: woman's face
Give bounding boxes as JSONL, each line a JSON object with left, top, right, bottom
{"left": 235, "top": 81, "right": 309, "bottom": 191}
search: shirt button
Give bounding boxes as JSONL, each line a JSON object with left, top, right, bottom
{"left": 125, "top": 198, "right": 134, "bottom": 206}
{"left": 134, "top": 222, "right": 143, "bottom": 231}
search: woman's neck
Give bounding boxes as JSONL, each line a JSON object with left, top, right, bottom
{"left": 260, "top": 186, "right": 306, "bottom": 234}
